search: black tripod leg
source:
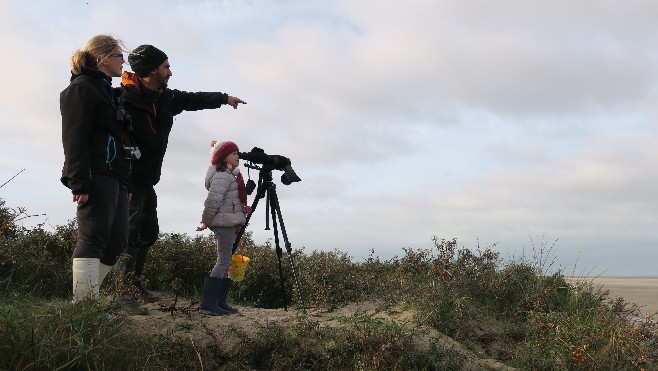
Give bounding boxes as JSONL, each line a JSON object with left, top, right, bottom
{"left": 233, "top": 180, "right": 266, "bottom": 253}
{"left": 269, "top": 186, "right": 306, "bottom": 313}
{"left": 268, "top": 186, "right": 288, "bottom": 311}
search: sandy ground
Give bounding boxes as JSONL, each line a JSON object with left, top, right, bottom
{"left": 569, "top": 276, "right": 658, "bottom": 317}
{"left": 125, "top": 299, "right": 513, "bottom": 370}
{"left": 120, "top": 278, "right": 656, "bottom": 370}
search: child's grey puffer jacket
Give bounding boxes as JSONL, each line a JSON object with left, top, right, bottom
{"left": 201, "top": 166, "right": 246, "bottom": 227}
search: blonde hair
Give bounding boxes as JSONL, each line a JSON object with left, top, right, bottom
{"left": 70, "top": 34, "right": 125, "bottom": 75}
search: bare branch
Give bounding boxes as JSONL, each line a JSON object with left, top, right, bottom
{"left": 0, "top": 169, "right": 26, "bottom": 189}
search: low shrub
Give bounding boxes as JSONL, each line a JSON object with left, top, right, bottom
{"left": 0, "top": 221, "right": 77, "bottom": 298}
{"left": 144, "top": 232, "right": 217, "bottom": 296}
{"left": 227, "top": 240, "right": 298, "bottom": 308}
{"left": 231, "top": 313, "right": 467, "bottom": 370}
{"left": 1, "top": 197, "right": 657, "bottom": 369}
{"left": 512, "top": 292, "right": 658, "bottom": 370}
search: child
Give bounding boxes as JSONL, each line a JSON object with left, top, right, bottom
{"left": 196, "top": 140, "right": 251, "bottom": 315}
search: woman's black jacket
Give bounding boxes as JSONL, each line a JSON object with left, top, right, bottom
{"left": 60, "top": 68, "right": 132, "bottom": 194}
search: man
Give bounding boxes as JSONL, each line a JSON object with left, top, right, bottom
{"left": 117, "top": 44, "right": 246, "bottom": 313}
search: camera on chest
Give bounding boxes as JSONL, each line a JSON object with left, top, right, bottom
{"left": 123, "top": 146, "right": 141, "bottom": 160}
{"left": 115, "top": 99, "right": 141, "bottom": 160}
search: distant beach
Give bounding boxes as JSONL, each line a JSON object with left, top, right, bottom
{"left": 568, "top": 277, "right": 658, "bottom": 316}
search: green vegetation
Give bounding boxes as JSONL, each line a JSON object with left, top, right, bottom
{"left": 1, "top": 197, "right": 657, "bottom": 370}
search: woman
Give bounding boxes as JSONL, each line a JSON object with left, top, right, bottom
{"left": 60, "top": 34, "right": 134, "bottom": 303}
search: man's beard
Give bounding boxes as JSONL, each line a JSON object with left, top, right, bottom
{"left": 157, "top": 73, "right": 168, "bottom": 89}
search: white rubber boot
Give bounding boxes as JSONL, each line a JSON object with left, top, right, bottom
{"left": 72, "top": 258, "right": 100, "bottom": 303}
{"left": 99, "top": 263, "right": 113, "bottom": 287}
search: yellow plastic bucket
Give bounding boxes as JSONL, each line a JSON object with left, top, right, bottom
{"left": 228, "top": 254, "right": 250, "bottom": 281}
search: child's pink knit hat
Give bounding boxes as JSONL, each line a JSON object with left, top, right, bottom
{"left": 210, "top": 140, "right": 239, "bottom": 165}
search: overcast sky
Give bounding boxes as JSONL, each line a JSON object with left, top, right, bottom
{"left": 1, "top": 0, "right": 657, "bottom": 276}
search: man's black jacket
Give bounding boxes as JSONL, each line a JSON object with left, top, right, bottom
{"left": 120, "top": 71, "right": 228, "bottom": 187}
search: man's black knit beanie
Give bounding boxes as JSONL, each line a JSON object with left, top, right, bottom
{"left": 128, "top": 45, "right": 168, "bottom": 77}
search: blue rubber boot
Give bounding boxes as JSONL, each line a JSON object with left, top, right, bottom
{"left": 199, "top": 277, "right": 228, "bottom": 316}
{"left": 218, "top": 277, "right": 238, "bottom": 314}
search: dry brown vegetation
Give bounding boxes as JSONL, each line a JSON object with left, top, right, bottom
{"left": 1, "top": 198, "right": 657, "bottom": 370}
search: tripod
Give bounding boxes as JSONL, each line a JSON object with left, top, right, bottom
{"left": 234, "top": 164, "right": 306, "bottom": 312}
